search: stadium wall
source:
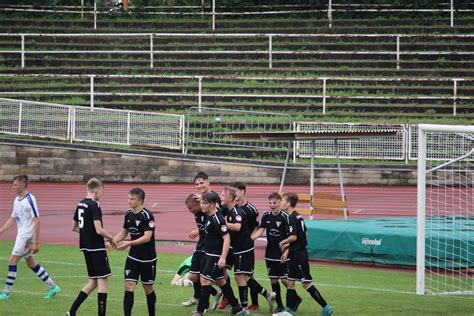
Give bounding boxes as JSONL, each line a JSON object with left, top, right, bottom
{"left": 0, "top": 142, "right": 417, "bottom": 185}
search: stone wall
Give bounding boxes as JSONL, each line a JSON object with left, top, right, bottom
{"left": 0, "top": 142, "right": 417, "bottom": 185}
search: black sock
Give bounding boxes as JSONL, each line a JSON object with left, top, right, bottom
{"left": 247, "top": 278, "right": 267, "bottom": 297}
{"left": 306, "top": 285, "right": 327, "bottom": 308}
{"left": 286, "top": 288, "right": 297, "bottom": 310}
{"left": 124, "top": 291, "right": 134, "bottom": 316}
{"left": 69, "top": 291, "right": 88, "bottom": 315}
{"left": 197, "top": 285, "right": 212, "bottom": 313}
{"left": 250, "top": 280, "right": 259, "bottom": 306}
{"left": 219, "top": 280, "right": 238, "bottom": 307}
{"left": 238, "top": 285, "right": 248, "bottom": 307}
{"left": 210, "top": 286, "right": 218, "bottom": 296}
{"left": 271, "top": 282, "right": 283, "bottom": 308}
{"left": 193, "top": 280, "right": 201, "bottom": 299}
{"left": 98, "top": 292, "right": 107, "bottom": 316}
{"left": 146, "top": 291, "right": 156, "bottom": 316}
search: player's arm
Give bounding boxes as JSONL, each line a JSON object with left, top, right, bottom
{"left": 251, "top": 227, "right": 265, "bottom": 240}
{"left": 226, "top": 221, "right": 241, "bottom": 231}
{"left": 218, "top": 233, "right": 230, "bottom": 269}
{"left": 117, "top": 230, "right": 153, "bottom": 250}
{"left": 31, "top": 216, "right": 41, "bottom": 254}
{"left": 113, "top": 228, "right": 129, "bottom": 244}
{"left": 279, "top": 217, "right": 298, "bottom": 249}
{"left": 0, "top": 217, "right": 16, "bottom": 234}
{"left": 72, "top": 220, "right": 79, "bottom": 233}
{"left": 188, "top": 228, "right": 199, "bottom": 239}
{"left": 93, "top": 220, "right": 115, "bottom": 242}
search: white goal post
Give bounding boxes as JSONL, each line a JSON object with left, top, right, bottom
{"left": 416, "top": 124, "right": 474, "bottom": 295}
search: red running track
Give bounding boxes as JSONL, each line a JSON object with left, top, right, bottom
{"left": 0, "top": 182, "right": 416, "bottom": 252}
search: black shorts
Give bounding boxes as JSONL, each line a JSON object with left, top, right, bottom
{"left": 265, "top": 259, "right": 289, "bottom": 279}
{"left": 83, "top": 250, "right": 111, "bottom": 279}
{"left": 287, "top": 249, "right": 312, "bottom": 283}
{"left": 200, "top": 255, "right": 225, "bottom": 283}
{"left": 124, "top": 256, "right": 157, "bottom": 284}
{"left": 189, "top": 251, "right": 206, "bottom": 275}
{"left": 233, "top": 250, "right": 254, "bottom": 275}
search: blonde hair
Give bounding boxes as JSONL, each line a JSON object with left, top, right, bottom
{"left": 87, "top": 178, "right": 103, "bottom": 192}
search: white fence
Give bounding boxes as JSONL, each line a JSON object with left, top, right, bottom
{"left": 0, "top": 97, "right": 185, "bottom": 151}
{"left": 2, "top": 32, "right": 474, "bottom": 71}
{"left": 0, "top": 73, "right": 471, "bottom": 117}
{"left": 1, "top": 2, "right": 472, "bottom": 29}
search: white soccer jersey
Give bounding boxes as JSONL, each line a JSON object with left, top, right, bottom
{"left": 11, "top": 192, "right": 39, "bottom": 238}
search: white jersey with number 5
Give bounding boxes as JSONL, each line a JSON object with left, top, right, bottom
{"left": 11, "top": 193, "right": 39, "bottom": 238}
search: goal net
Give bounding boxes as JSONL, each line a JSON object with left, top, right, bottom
{"left": 416, "top": 124, "right": 474, "bottom": 295}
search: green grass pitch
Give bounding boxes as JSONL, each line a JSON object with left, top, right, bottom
{"left": 0, "top": 241, "right": 473, "bottom": 315}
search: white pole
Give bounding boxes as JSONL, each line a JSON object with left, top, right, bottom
{"left": 212, "top": 0, "right": 216, "bottom": 31}
{"left": 416, "top": 125, "right": 427, "bottom": 295}
{"left": 328, "top": 0, "right": 332, "bottom": 28}
{"left": 18, "top": 101, "right": 23, "bottom": 134}
{"left": 90, "top": 75, "right": 95, "bottom": 110}
{"left": 450, "top": 0, "right": 454, "bottom": 27}
{"left": 309, "top": 139, "right": 315, "bottom": 220}
{"left": 70, "top": 106, "right": 76, "bottom": 143}
{"left": 322, "top": 78, "right": 327, "bottom": 114}
{"left": 81, "top": 0, "right": 84, "bottom": 19}
{"left": 127, "top": 112, "right": 131, "bottom": 145}
{"left": 334, "top": 139, "right": 347, "bottom": 219}
{"left": 396, "top": 35, "right": 400, "bottom": 70}
{"left": 453, "top": 79, "right": 457, "bottom": 116}
{"left": 198, "top": 76, "right": 203, "bottom": 113}
{"left": 150, "top": 34, "right": 154, "bottom": 69}
{"left": 268, "top": 35, "right": 273, "bottom": 69}
{"left": 21, "top": 35, "right": 25, "bottom": 69}
{"left": 94, "top": 0, "right": 97, "bottom": 30}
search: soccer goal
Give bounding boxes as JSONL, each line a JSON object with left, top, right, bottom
{"left": 416, "top": 124, "right": 474, "bottom": 295}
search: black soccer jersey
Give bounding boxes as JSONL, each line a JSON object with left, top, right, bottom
{"left": 240, "top": 202, "right": 259, "bottom": 233}
{"left": 74, "top": 198, "right": 105, "bottom": 251}
{"left": 226, "top": 205, "right": 254, "bottom": 253}
{"left": 122, "top": 208, "right": 157, "bottom": 262}
{"left": 259, "top": 210, "right": 289, "bottom": 260}
{"left": 194, "top": 211, "right": 207, "bottom": 252}
{"left": 288, "top": 211, "right": 308, "bottom": 253}
{"left": 204, "top": 211, "right": 229, "bottom": 257}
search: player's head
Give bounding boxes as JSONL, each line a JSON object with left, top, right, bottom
{"left": 268, "top": 192, "right": 282, "bottom": 213}
{"left": 282, "top": 192, "right": 298, "bottom": 209}
{"left": 87, "top": 177, "right": 104, "bottom": 201}
{"left": 230, "top": 181, "right": 246, "bottom": 202}
{"left": 220, "top": 187, "right": 236, "bottom": 207}
{"left": 12, "top": 175, "right": 28, "bottom": 195}
{"left": 185, "top": 193, "right": 201, "bottom": 214}
{"left": 194, "top": 171, "right": 210, "bottom": 194}
{"left": 200, "top": 192, "right": 219, "bottom": 214}
{"left": 128, "top": 187, "right": 145, "bottom": 210}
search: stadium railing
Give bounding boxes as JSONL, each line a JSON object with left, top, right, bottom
{"left": 0, "top": 97, "right": 185, "bottom": 151}
{"left": 0, "top": 2, "right": 471, "bottom": 30}
{"left": 2, "top": 32, "right": 474, "bottom": 72}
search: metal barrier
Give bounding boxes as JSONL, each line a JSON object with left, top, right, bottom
{"left": 2, "top": 32, "right": 474, "bottom": 71}
{"left": 0, "top": 97, "right": 185, "bottom": 151}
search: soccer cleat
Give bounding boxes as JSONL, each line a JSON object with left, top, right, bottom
{"left": 274, "top": 306, "right": 285, "bottom": 313}
{"left": 248, "top": 304, "right": 259, "bottom": 311}
{"left": 230, "top": 304, "right": 243, "bottom": 315}
{"left": 265, "top": 291, "right": 277, "bottom": 313}
{"left": 293, "top": 295, "right": 303, "bottom": 311}
{"left": 320, "top": 304, "right": 335, "bottom": 316}
{"left": 0, "top": 291, "right": 10, "bottom": 300}
{"left": 191, "top": 312, "right": 203, "bottom": 316}
{"left": 182, "top": 297, "right": 198, "bottom": 306}
{"left": 236, "top": 307, "right": 250, "bottom": 314}
{"left": 217, "top": 296, "right": 230, "bottom": 309}
{"left": 272, "top": 310, "right": 293, "bottom": 316}
{"left": 45, "top": 285, "right": 61, "bottom": 299}
{"left": 210, "top": 288, "right": 222, "bottom": 310}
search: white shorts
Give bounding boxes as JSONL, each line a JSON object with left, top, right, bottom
{"left": 12, "top": 236, "right": 34, "bottom": 258}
